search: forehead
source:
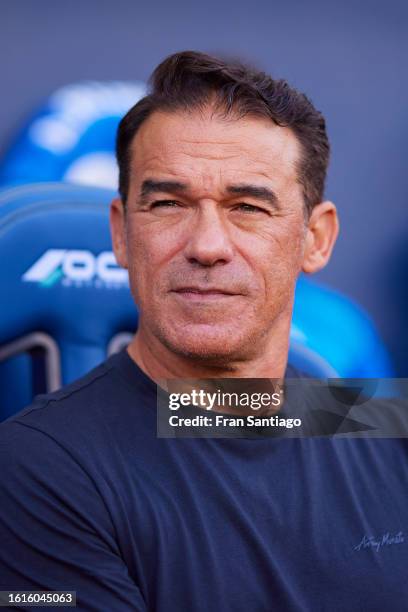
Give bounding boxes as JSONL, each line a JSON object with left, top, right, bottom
{"left": 129, "top": 108, "right": 302, "bottom": 191}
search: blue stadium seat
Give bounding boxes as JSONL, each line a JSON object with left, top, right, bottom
{"left": 0, "top": 81, "right": 145, "bottom": 189}
{"left": 0, "top": 182, "right": 137, "bottom": 419}
{"left": 292, "top": 277, "right": 395, "bottom": 378}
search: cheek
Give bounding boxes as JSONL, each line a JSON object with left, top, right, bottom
{"left": 240, "top": 220, "right": 305, "bottom": 279}
{"left": 249, "top": 227, "right": 305, "bottom": 314}
{"left": 128, "top": 212, "right": 187, "bottom": 259}
{"left": 125, "top": 226, "right": 153, "bottom": 303}
{"left": 125, "top": 223, "right": 177, "bottom": 301}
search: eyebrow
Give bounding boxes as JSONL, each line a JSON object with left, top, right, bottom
{"left": 141, "top": 179, "right": 188, "bottom": 197}
{"left": 226, "top": 184, "right": 280, "bottom": 210}
{"left": 140, "top": 179, "right": 280, "bottom": 210}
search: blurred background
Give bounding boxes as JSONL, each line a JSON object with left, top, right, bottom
{"left": 0, "top": 0, "right": 406, "bottom": 406}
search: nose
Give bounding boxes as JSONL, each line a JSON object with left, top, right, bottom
{"left": 183, "top": 202, "right": 234, "bottom": 267}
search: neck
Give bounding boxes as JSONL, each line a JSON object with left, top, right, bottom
{"left": 127, "top": 319, "right": 291, "bottom": 383}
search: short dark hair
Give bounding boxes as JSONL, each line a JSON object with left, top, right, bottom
{"left": 116, "top": 50, "right": 330, "bottom": 215}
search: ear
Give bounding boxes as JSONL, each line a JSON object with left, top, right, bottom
{"left": 110, "top": 197, "right": 128, "bottom": 269}
{"left": 302, "top": 201, "right": 339, "bottom": 274}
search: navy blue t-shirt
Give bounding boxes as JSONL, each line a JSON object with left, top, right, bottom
{"left": 0, "top": 349, "right": 407, "bottom": 611}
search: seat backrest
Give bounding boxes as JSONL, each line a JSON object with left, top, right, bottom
{"left": 292, "top": 276, "right": 395, "bottom": 378}
{"left": 0, "top": 182, "right": 137, "bottom": 418}
{"left": 0, "top": 81, "right": 146, "bottom": 190}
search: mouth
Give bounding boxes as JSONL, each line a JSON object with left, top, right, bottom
{"left": 171, "top": 287, "right": 240, "bottom": 301}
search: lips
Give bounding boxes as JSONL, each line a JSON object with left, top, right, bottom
{"left": 173, "top": 286, "right": 238, "bottom": 296}
{"left": 170, "top": 286, "right": 241, "bottom": 303}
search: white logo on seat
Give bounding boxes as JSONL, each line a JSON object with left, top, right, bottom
{"left": 22, "top": 249, "right": 128, "bottom": 288}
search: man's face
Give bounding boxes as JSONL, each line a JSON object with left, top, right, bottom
{"left": 114, "top": 108, "right": 309, "bottom": 363}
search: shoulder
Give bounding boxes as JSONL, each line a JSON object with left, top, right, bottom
{"left": 0, "top": 350, "right": 157, "bottom": 461}
{"left": 2, "top": 354, "right": 117, "bottom": 434}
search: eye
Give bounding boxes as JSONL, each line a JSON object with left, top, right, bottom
{"left": 150, "top": 200, "right": 179, "bottom": 209}
{"left": 235, "top": 203, "right": 269, "bottom": 215}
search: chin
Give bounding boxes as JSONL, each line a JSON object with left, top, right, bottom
{"left": 159, "top": 323, "right": 258, "bottom": 364}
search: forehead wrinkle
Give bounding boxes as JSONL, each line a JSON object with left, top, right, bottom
{"left": 178, "top": 150, "right": 241, "bottom": 161}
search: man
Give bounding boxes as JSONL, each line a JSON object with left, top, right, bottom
{"left": 0, "top": 51, "right": 406, "bottom": 611}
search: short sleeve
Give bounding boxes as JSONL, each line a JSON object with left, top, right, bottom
{"left": 0, "top": 420, "right": 147, "bottom": 611}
